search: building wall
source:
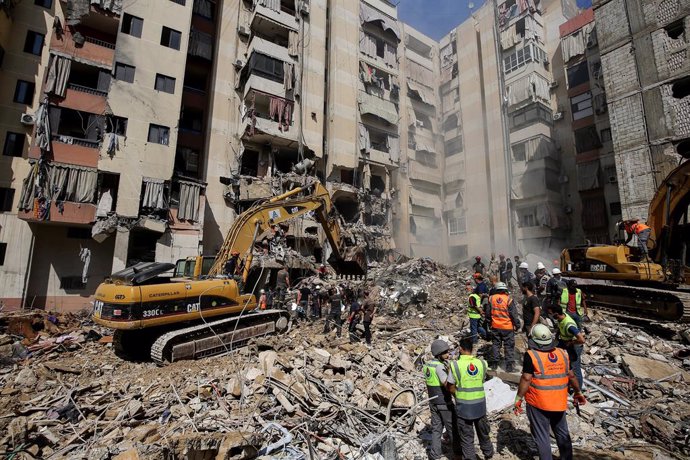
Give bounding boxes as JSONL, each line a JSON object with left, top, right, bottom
{"left": 594, "top": 0, "right": 690, "bottom": 220}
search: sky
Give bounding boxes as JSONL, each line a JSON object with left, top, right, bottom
{"left": 397, "top": 0, "right": 593, "bottom": 41}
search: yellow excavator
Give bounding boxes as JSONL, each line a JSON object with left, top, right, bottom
{"left": 561, "top": 160, "right": 690, "bottom": 322}
{"left": 92, "top": 180, "right": 366, "bottom": 362}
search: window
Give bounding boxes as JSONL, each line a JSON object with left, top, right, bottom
{"left": 503, "top": 43, "right": 547, "bottom": 74}
{"left": 114, "top": 62, "right": 135, "bottom": 83}
{"left": 445, "top": 135, "right": 463, "bottom": 156}
{"left": 600, "top": 128, "right": 612, "bottom": 143}
{"left": 0, "top": 188, "right": 15, "bottom": 212}
{"left": 60, "top": 276, "right": 86, "bottom": 290}
{"left": 105, "top": 115, "right": 128, "bottom": 135}
{"left": 23, "top": 30, "right": 44, "bottom": 55}
{"left": 170, "top": 0, "right": 185, "bottom": 4}
{"left": 34, "top": 0, "right": 52, "bottom": 7}
{"left": 567, "top": 61, "right": 589, "bottom": 88}
{"left": 546, "top": 171, "right": 561, "bottom": 192}
{"left": 3, "top": 132, "right": 24, "bottom": 157}
{"left": 448, "top": 216, "right": 466, "bottom": 235}
{"left": 512, "top": 142, "right": 526, "bottom": 162}
{"left": 121, "top": 13, "right": 144, "bottom": 38}
{"left": 0, "top": 242, "right": 5, "bottom": 266}
{"left": 449, "top": 245, "right": 468, "bottom": 260}
{"left": 161, "top": 27, "right": 182, "bottom": 50}
{"left": 570, "top": 91, "right": 593, "bottom": 121}
{"left": 249, "top": 52, "right": 285, "bottom": 82}
{"left": 193, "top": 0, "right": 215, "bottom": 19}
{"left": 179, "top": 108, "right": 203, "bottom": 132}
{"left": 148, "top": 124, "right": 170, "bottom": 145}
{"left": 67, "top": 227, "right": 92, "bottom": 239}
{"left": 510, "top": 103, "right": 552, "bottom": 131}
{"left": 154, "top": 73, "right": 176, "bottom": 93}
{"left": 518, "top": 208, "right": 537, "bottom": 228}
{"left": 0, "top": 45, "right": 5, "bottom": 68}
{"left": 610, "top": 202, "right": 622, "bottom": 216}
{"left": 574, "top": 125, "right": 602, "bottom": 153}
{"left": 415, "top": 150, "right": 437, "bottom": 167}
{"left": 13, "top": 80, "right": 35, "bottom": 104}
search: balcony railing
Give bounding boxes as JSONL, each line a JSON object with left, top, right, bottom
{"left": 52, "top": 134, "right": 101, "bottom": 149}
{"left": 84, "top": 35, "right": 116, "bottom": 50}
{"left": 67, "top": 83, "right": 108, "bottom": 97}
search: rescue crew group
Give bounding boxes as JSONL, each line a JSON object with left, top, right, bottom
{"left": 425, "top": 263, "right": 589, "bottom": 460}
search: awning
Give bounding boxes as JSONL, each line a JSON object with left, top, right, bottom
{"left": 577, "top": 160, "right": 601, "bottom": 191}
{"left": 409, "top": 188, "right": 442, "bottom": 214}
{"left": 358, "top": 92, "right": 399, "bottom": 125}
{"left": 250, "top": 36, "right": 293, "bottom": 64}
{"left": 415, "top": 139, "right": 435, "bottom": 154}
{"left": 408, "top": 107, "right": 417, "bottom": 127}
{"left": 360, "top": 2, "right": 400, "bottom": 40}
{"left": 407, "top": 80, "right": 434, "bottom": 105}
{"left": 444, "top": 191, "right": 464, "bottom": 211}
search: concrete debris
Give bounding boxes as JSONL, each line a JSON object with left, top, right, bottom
{"left": 1, "top": 258, "right": 690, "bottom": 459}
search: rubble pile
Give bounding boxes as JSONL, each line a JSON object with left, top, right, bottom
{"left": 0, "top": 258, "right": 689, "bottom": 459}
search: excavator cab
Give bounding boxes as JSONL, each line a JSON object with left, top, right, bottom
{"left": 172, "top": 256, "right": 216, "bottom": 280}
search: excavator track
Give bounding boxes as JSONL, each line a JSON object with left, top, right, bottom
{"left": 575, "top": 281, "right": 690, "bottom": 323}
{"left": 145, "top": 310, "right": 290, "bottom": 364}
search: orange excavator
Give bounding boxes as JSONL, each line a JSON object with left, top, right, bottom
{"left": 561, "top": 160, "right": 690, "bottom": 322}
{"left": 92, "top": 180, "right": 366, "bottom": 362}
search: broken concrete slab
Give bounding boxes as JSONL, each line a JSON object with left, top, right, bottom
{"left": 621, "top": 354, "right": 689, "bottom": 381}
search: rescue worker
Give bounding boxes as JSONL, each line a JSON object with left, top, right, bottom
{"left": 498, "top": 254, "right": 508, "bottom": 283}
{"left": 275, "top": 266, "right": 290, "bottom": 307}
{"left": 546, "top": 304, "right": 586, "bottom": 389}
{"left": 505, "top": 256, "right": 514, "bottom": 287}
{"left": 488, "top": 254, "right": 499, "bottom": 280}
{"left": 514, "top": 324, "right": 586, "bottom": 460}
{"left": 224, "top": 250, "right": 241, "bottom": 277}
{"left": 258, "top": 289, "right": 267, "bottom": 310}
{"left": 297, "top": 284, "right": 312, "bottom": 320}
{"left": 323, "top": 288, "right": 343, "bottom": 337}
{"left": 467, "top": 292, "right": 487, "bottom": 343}
{"left": 318, "top": 263, "right": 327, "bottom": 279}
{"left": 449, "top": 337, "right": 494, "bottom": 460}
{"left": 473, "top": 273, "right": 489, "bottom": 296}
{"left": 546, "top": 268, "right": 567, "bottom": 306}
{"left": 485, "top": 282, "right": 519, "bottom": 372}
{"left": 518, "top": 262, "right": 535, "bottom": 285}
{"left": 348, "top": 295, "right": 362, "bottom": 342}
{"left": 534, "top": 262, "right": 547, "bottom": 296}
{"left": 521, "top": 282, "right": 541, "bottom": 335}
{"left": 559, "top": 279, "right": 589, "bottom": 328}
{"left": 423, "top": 339, "right": 462, "bottom": 460}
{"left": 362, "top": 294, "right": 376, "bottom": 345}
{"left": 622, "top": 218, "right": 652, "bottom": 255}
{"left": 472, "top": 256, "right": 486, "bottom": 276}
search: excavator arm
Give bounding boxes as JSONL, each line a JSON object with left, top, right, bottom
{"left": 208, "top": 180, "right": 366, "bottom": 279}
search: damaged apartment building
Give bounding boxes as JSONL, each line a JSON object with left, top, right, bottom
{"left": 593, "top": 0, "right": 690, "bottom": 220}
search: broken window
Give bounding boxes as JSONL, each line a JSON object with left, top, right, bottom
{"left": 671, "top": 76, "right": 690, "bottom": 99}
{"left": 0, "top": 187, "right": 14, "bottom": 212}
{"left": 574, "top": 125, "right": 602, "bottom": 153}
{"left": 183, "top": 70, "right": 207, "bottom": 92}
{"left": 600, "top": 128, "right": 612, "bottom": 143}
{"left": 443, "top": 114, "right": 458, "bottom": 131}
{"left": 193, "top": 0, "right": 215, "bottom": 19}
{"left": 0, "top": 242, "right": 5, "bottom": 266}
{"left": 105, "top": 115, "right": 128, "bottom": 135}
{"left": 3, "top": 132, "right": 24, "bottom": 157}
{"left": 415, "top": 150, "right": 437, "bottom": 167}
{"left": 121, "top": 13, "right": 143, "bottom": 38}
{"left": 161, "top": 26, "right": 182, "bottom": 50}
{"left": 240, "top": 150, "right": 259, "bottom": 176}
{"left": 24, "top": 30, "right": 44, "bottom": 56}
{"left": 665, "top": 18, "right": 685, "bottom": 39}
{"left": 517, "top": 208, "right": 537, "bottom": 228}
{"left": 570, "top": 91, "right": 593, "bottom": 121}
{"left": 370, "top": 174, "right": 385, "bottom": 195}
{"left": 179, "top": 108, "right": 204, "bottom": 132}
{"left": 175, "top": 147, "right": 201, "bottom": 177}
{"left": 147, "top": 124, "right": 170, "bottom": 145}
{"left": 369, "top": 129, "right": 389, "bottom": 152}
{"left": 340, "top": 169, "right": 355, "bottom": 185}
{"left": 414, "top": 111, "right": 432, "bottom": 129}
{"left": 566, "top": 60, "right": 589, "bottom": 88}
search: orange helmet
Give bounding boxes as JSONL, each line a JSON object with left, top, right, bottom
{"left": 231, "top": 250, "right": 240, "bottom": 256}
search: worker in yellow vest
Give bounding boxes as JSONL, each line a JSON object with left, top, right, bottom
{"left": 449, "top": 336, "right": 494, "bottom": 460}
{"left": 467, "top": 293, "right": 487, "bottom": 344}
{"left": 547, "top": 303, "right": 586, "bottom": 390}
{"left": 514, "top": 324, "right": 585, "bottom": 460}
{"left": 485, "top": 282, "right": 519, "bottom": 372}
{"left": 558, "top": 279, "right": 589, "bottom": 328}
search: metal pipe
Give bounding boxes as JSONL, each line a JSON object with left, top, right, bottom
{"left": 583, "top": 378, "right": 631, "bottom": 406}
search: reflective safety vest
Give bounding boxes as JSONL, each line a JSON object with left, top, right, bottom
{"left": 631, "top": 222, "right": 650, "bottom": 234}
{"left": 423, "top": 360, "right": 451, "bottom": 406}
{"left": 489, "top": 294, "right": 513, "bottom": 330}
{"left": 525, "top": 348, "right": 570, "bottom": 412}
{"left": 559, "top": 288, "right": 583, "bottom": 316}
{"left": 450, "top": 355, "right": 487, "bottom": 419}
{"left": 468, "top": 294, "right": 482, "bottom": 319}
{"left": 557, "top": 313, "right": 579, "bottom": 342}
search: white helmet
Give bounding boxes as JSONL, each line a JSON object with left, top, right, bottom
{"left": 530, "top": 324, "right": 553, "bottom": 346}
{"left": 552, "top": 268, "right": 562, "bottom": 275}
{"left": 519, "top": 262, "right": 529, "bottom": 269}
{"left": 494, "top": 282, "right": 508, "bottom": 291}
{"left": 260, "top": 289, "right": 265, "bottom": 294}
{"left": 536, "top": 262, "right": 545, "bottom": 270}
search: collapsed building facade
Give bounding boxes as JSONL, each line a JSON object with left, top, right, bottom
{"left": 0, "top": 0, "right": 632, "bottom": 310}
{"left": 593, "top": 0, "right": 690, "bottom": 221}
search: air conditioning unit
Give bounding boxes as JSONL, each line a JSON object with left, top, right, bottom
{"left": 550, "top": 81, "right": 559, "bottom": 89}
{"left": 608, "top": 175, "right": 618, "bottom": 184}
{"left": 553, "top": 111, "right": 564, "bottom": 121}
{"left": 299, "top": 0, "right": 310, "bottom": 16}
{"left": 237, "top": 25, "right": 250, "bottom": 37}
{"left": 234, "top": 59, "right": 245, "bottom": 69}
{"left": 20, "top": 113, "right": 35, "bottom": 126}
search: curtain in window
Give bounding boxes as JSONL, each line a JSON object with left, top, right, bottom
{"left": 407, "top": 80, "right": 434, "bottom": 105}
{"left": 384, "top": 42, "right": 397, "bottom": 67}
{"left": 194, "top": 0, "right": 213, "bottom": 17}
{"left": 47, "top": 165, "right": 69, "bottom": 200}
{"left": 35, "top": 101, "right": 52, "bottom": 152}
{"left": 358, "top": 123, "right": 371, "bottom": 153}
{"left": 360, "top": 30, "right": 377, "bottom": 58}
{"left": 288, "top": 30, "right": 299, "bottom": 57}
{"left": 283, "top": 62, "right": 294, "bottom": 91}
{"left": 142, "top": 177, "right": 166, "bottom": 209}
{"left": 189, "top": 29, "right": 213, "bottom": 60}
{"left": 387, "top": 135, "right": 400, "bottom": 163}
{"left": 577, "top": 161, "right": 601, "bottom": 191}
{"left": 256, "top": 0, "right": 280, "bottom": 11}
{"left": 18, "top": 164, "right": 39, "bottom": 211}
{"left": 44, "top": 54, "right": 72, "bottom": 98}
{"left": 178, "top": 180, "right": 202, "bottom": 221}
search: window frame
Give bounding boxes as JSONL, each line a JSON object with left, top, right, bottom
{"left": 148, "top": 124, "right": 170, "bottom": 145}
{"left": 512, "top": 142, "right": 526, "bottom": 162}
{"left": 121, "top": 13, "right": 144, "bottom": 38}
{"left": 0, "top": 187, "right": 15, "bottom": 212}
{"left": 0, "top": 242, "right": 6, "bottom": 266}
{"left": 13, "top": 80, "right": 35, "bottom": 104}
{"left": 3, "top": 132, "right": 25, "bottom": 157}
{"left": 114, "top": 62, "right": 136, "bottom": 83}
{"left": 566, "top": 60, "right": 589, "bottom": 88}
{"left": 154, "top": 73, "right": 176, "bottom": 94}
{"left": 574, "top": 125, "right": 602, "bottom": 154}
{"left": 570, "top": 91, "right": 593, "bottom": 121}
{"left": 23, "top": 30, "right": 45, "bottom": 56}
{"left": 161, "top": 26, "right": 182, "bottom": 50}
{"left": 34, "top": 0, "right": 53, "bottom": 7}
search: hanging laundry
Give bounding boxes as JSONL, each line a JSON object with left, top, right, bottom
{"left": 79, "top": 247, "right": 91, "bottom": 284}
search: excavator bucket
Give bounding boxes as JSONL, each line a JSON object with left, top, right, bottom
{"left": 328, "top": 246, "right": 367, "bottom": 276}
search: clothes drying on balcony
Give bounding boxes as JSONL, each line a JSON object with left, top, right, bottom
{"left": 18, "top": 162, "right": 97, "bottom": 214}
{"left": 35, "top": 101, "right": 52, "bottom": 153}
{"left": 358, "top": 92, "right": 398, "bottom": 125}
{"left": 288, "top": 30, "right": 299, "bottom": 57}
{"left": 358, "top": 123, "right": 371, "bottom": 154}
{"left": 45, "top": 54, "right": 72, "bottom": 98}
{"left": 268, "top": 96, "right": 293, "bottom": 132}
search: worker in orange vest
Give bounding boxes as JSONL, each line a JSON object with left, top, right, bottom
{"left": 514, "top": 324, "right": 585, "bottom": 460}
{"left": 621, "top": 218, "right": 651, "bottom": 255}
{"left": 484, "top": 282, "right": 519, "bottom": 372}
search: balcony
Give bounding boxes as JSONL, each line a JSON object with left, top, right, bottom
{"left": 30, "top": 135, "right": 100, "bottom": 168}
{"left": 19, "top": 202, "right": 97, "bottom": 225}
{"left": 55, "top": 84, "right": 108, "bottom": 114}
{"left": 408, "top": 159, "right": 441, "bottom": 183}
{"left": 252, "top": 1, "right": 299, "bottom": 33}
{"left": 242, "top": 90, "right": 297, "bottom": 144}
{"left": 50, "top": 27, "right": 116, "bottom": 68}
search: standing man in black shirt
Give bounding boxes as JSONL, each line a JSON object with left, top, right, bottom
{"left": 521, "top": 282, "right": 541, "bottom": 335}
